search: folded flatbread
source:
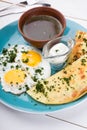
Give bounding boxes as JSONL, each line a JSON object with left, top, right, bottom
{"left": 27, "top": 54, "right": 87, "bottom": 104}
{"left": 67, "top": 31, "right": 87, "bottom": 65}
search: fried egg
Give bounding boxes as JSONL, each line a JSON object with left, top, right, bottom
{"left": 14, "top": 45, "right": 51, "bottom": 82}
{"left": 0, "top": 63, "right": 34, "bottom": 94}
{"left": 0, "top": 44, "right": 51, "bottom": 94}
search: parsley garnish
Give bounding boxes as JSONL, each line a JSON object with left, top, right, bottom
{"left": 62, "top": 76, "right": 72, "bottom": 86}
{"left": 8, "top": 50, "right": 16, "bottom": 62}
{"left": 81, "top": 58, "right": 86, "bottom": 66}
{"left": 22, "top": 58, "right": 29, "bottom": 63}
{"left": 2, "top": 48, "right": 8, "bottom": 55}
{"left": 36, "top": 81, "right": 45, "bottom": 93}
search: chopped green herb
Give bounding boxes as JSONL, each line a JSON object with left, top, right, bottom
{"left": 14, "top": 44, "right": 18, "bottom": 48}
{"left": 16, "top": 65, "right": 20, "bottom": 69}
{"left": 78, "top": 35, "right": 81, "bottom": 39}
{"left": 2, "top": 62, "right": 7, "bottom": 66}
{"left": 81, "top": 58, "right": 86, "bottom": 66}
{"left": 43, "top": 80, "right": 49, "bottom": 85}
{"left": 24, "top": 74, "right": 27, "bottom": 78}
{"left": 16, "top": 82, "right": 18, "bottom": 85}
{"left": 66, "top": 87, "right": 69, "bottom": 91}
{"left": 62, "top": 76, "right": 72, "bottom": 86}
{"left": 8, "top": 44, "right": 11, "bottom": 46}
{"left": 36, "top": 81, "right": 45, "bottom": 93}
{"left": 21, "top": 51, "right": 28, "bottom": 54}
{"left": 25, "top": 84, "right": 29, "bottom": 90}
{"left": 82, "top": 49, "right": 86, "bottom": 54}
{"left": 19, "top": 87, "right": 22, "bottom": 90}
{"left": 14, "top": 47, "right": 17, "bottom": 53}
{"left": 35, "top": 68, "right": 44, "bottom": 75}
{"left": 35, "top": 69, "right": 42, "bottom": 74}
{"left": 26, "top": 67, "right": 29, "bottom": 71}
{"left": 83, "top": 38, "right": 87, "bottom": 43}
{"left": 2, "top": 48, "right": 8, "bottom": 55}
{"left": 32, "top": 76, "right": 38, "bottom": 82}
{"left": 2, "top": 68, "right": 5, "bottom": 71}
{"left": 63, "top": 70, "right": 67, "bottom": 74}
{"left": 55, "top": 49, "right": 59, "bottom": 52}
{"left": 73, "top": 55, "right": 79, "bottom": 61}
{"left": 8, "top": 51, "right": 17, "bottom": 62}
{"left": 11, "top": 65, "right": 14, "bottom": 68}
{"left": 22, "top": 58, "right": 29, "bottom": 63}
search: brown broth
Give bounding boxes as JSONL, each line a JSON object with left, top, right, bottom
{"left": 23, "top": 15, "right": 62, "bottom": 41}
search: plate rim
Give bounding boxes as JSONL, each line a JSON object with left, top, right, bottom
{"left": 0, "top": 19, "right": 87, "bottom": 113}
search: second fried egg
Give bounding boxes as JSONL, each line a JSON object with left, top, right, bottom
{"left": 0, "top": 63, "right": 34, "bottom": 94}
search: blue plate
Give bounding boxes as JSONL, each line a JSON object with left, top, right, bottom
{"left": 0, "top": 19, "right": 87, "bottom": 113}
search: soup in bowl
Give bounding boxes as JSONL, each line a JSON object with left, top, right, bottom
{"left": 18, "top": 7, "right": 66, "bottom": 48}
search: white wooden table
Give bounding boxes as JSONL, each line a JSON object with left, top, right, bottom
{"left": 0, "top": 0, "right": 87, "bottom": 130}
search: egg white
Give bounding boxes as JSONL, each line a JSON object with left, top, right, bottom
{"left": 0, "top": 63, "right": 34, "bottom": 94}
{"left": 27, "top": 59, "right": 51, "bottom": 82}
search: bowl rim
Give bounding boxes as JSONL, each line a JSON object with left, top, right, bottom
{"left": 18, "top": 6, "right": 66, "bottom": 43}
{"left": 42, "top": 36, "right": 75, "bottom": 59}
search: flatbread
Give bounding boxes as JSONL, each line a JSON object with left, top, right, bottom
{"left": 75, "top": 31, "right": 87, "bottom": 42}
{"left": 67, "top": 31, "right": 87, "bottom": 65}
{"left": 27, "top": 54, "right": 87, "bottom": 104}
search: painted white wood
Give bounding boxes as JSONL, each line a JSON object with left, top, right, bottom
{"left": 0, "top": 0, "right": 87, "bottom": 130}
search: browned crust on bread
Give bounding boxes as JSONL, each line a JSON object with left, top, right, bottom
{"left": 67, "top": 31, "right": 87, "bottom": 65}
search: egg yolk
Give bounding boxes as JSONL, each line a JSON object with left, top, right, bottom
{"left": 4, "top": 69, "right": 26, "bottom": 85}
{"left": 22, "top": 50, "right": 42, "bottom": 67}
